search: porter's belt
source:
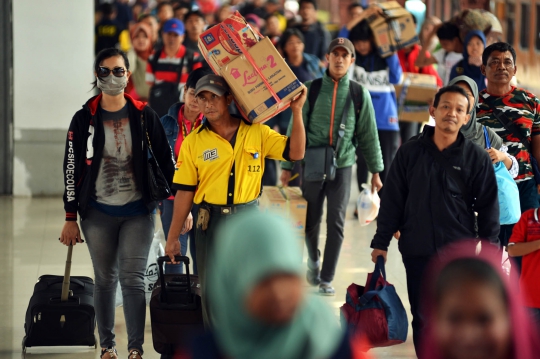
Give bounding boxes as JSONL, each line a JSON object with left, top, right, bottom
{"left": 200, "top": 199, "right": 259, "bottom": 215}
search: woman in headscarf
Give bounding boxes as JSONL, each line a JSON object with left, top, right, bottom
{"left": 191, "top": 211, "right": 366, "bottom": 359}
{"left": 420, "top": 240, "right": 540, "bottom": 359}
{"left": 449, "top": 30, "right": 487, "bottom": 91}
{"left": 126, "top": 22, "right": 154, "bottom": 101}
{"left": 447, "top": 75, "right": 518, "bottom": 176}
{"left": 448, "top": 75, "right": 519, "bottom": 250}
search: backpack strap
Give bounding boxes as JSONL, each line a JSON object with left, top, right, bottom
{"left": 348, "top": 80, "right": 363, "bottom": 123}
{"left": 306, "top": 78, "right": 323, "bottom": 147}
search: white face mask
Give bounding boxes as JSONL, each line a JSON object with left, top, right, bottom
{"left": 96, "top": 74, "right": 127, "bottom": 96}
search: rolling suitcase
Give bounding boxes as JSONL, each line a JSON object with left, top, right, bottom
{"left": 150, "top": 256, "right": 203, "bottom": 355}
{"left": 22, "top": 244, "right": 96, "bottom": 353}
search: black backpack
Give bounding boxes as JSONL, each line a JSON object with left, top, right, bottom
{"left": 148, "top": 48, "right": 195, "bottom": 117}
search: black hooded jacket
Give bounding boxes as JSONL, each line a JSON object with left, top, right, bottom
{"left": 371, "top": 126, "right": 500, "bottom": 257}
{"left": 62, "top": 94, "right": 175, "bottom": 221}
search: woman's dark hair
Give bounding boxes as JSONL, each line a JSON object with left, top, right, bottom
{"left": 347, "top": 2, "right": 363, "bottom": 12}
{"left": 185, "top": 68, "right": 212, "bottom": 90}
{"left": 349, "top": 19, "right": 373, "bottom": 42}
{"left": 482, "top": 42, "right": 517, "bottom": 66}
{"left": 435, "top": 257, "right": 508, "bottom": 306}
{"left": 433, "top": 85, "right": 470, "bottom": 109}
{"left": 436, "top": 22, "right": 460, "bottom": 41}
{"left": 91, "top": 48, "right": 130, "bottom": 89}
{"left": 279, "top": 28, "right": 305, "bottom": 57}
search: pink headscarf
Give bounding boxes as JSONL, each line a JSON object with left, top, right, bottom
{"left": 420, "top": 240, "right": 540, "bottom": 359}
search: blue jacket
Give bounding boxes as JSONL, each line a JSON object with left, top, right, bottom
{"left": 160, "top": 102, "right": 183, "bottom": 152}
{"left": 351, "top": 53, "right": 402, "bottom": 131}
{"left": 303, "top": 52, "right": 326, "bottom": 80}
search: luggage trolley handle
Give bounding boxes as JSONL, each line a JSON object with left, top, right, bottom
{"left": 60, "top": 244, "right": 74, "bottom": 302}
{"left": 156, "top": 256, "right": 192, "bottom": 302}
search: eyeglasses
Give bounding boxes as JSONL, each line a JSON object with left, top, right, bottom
{"left": 486, "top": 59, "right": 515, "bottom": 69}
{"left": 97, "top": 66, "right": 127, "bottom": 77}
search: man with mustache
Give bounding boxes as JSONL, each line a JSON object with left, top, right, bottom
{"left": 370, "top": 85, "right": 500, "bottom": 357}
{"left": 477, "top": 42, "right": 540, "bottom": 250}
{"left": 281, "top": 38, "right": 384, "bottom": 296}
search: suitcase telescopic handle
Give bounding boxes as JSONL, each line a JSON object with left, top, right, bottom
{"left": 156, "top": 256, "right": 192, "bottom": 303}
{"left": 61, "top": 244, "right": 73, "bottom": 302}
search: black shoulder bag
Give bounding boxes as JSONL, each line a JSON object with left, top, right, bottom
{"left": 491, "top": 109, "right": 540, "bottom": 184}
{"left": 142, "top": 115, "right": 172, "bottom": 201}
{"left": 148, "top": 49, "right": 188, "bottom": 117}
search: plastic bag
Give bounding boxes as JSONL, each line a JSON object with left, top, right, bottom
{"left": 493, "top": 162, "right": 521, "bottom": 225}
{"left": 115, "top": 229, "right": 165, "bottom": 307}
{"left": 356, "top": 184, "right": 380, "bottom": 226}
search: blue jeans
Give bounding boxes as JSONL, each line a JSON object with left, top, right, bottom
{"left": 80, "top": 207, "right": 155, "bottom": 353}
{"left": 158, "top": 199, "right": 198, "bottom": 274}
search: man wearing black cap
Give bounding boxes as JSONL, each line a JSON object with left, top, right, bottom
{"left": 165, "top": 74, "right": 307, "bottom": 326}
{"left": 281, "top": 38, "right": 384, "bottom": 295}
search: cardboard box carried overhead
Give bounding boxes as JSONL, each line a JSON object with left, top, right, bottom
{"left": 222, "top": 37, "right": 303, "bottom": 123}
{"left": 395, "top": 73, "right": 438, "bottom": 123}
{"left": 198, "top": 11, "right": 260, "bottom": 74}
{"left": 367, "top": 1, "right": 419, "bottom": 58}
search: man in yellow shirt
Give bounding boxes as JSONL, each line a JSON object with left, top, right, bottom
{"left": 165, "top": 74, "right": 307, "bottom": 326}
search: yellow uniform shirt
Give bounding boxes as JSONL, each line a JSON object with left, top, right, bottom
{"left": 172, "top": 118, "right": 291, "bottom": 205}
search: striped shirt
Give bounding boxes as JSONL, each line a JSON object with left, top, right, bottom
{"left": 145, "top": 45, "right": 203, "bottom": 86}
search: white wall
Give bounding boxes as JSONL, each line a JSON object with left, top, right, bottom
{"left": 13, "top": 0, "right": 94, "bottom": 130}
{"left": 13, "top": 0, "right": 94, "bottom": 196}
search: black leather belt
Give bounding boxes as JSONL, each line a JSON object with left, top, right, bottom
{"left": 201, "top": 199, "right": 259, "bottom": 215}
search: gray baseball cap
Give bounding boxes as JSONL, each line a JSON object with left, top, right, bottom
{"left": 327, "top": 37, "right": 355, "bottom": 57}
{"left": 195, "top": 74, "right": 230, "bottom": 97}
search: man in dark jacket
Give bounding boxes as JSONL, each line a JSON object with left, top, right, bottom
{"left": 370, "top": 85, "right": 500, "bottom": 357}
{"left": 293, "top": 0, "right": 331, "bottom": 62}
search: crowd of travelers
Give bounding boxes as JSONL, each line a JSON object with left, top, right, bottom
{"left": 57, "top": 0, "right": 540, "bottom": 358}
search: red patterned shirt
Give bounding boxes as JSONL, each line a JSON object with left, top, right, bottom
{"left": 477, "top": 87, "right": 540, "bottom": 182}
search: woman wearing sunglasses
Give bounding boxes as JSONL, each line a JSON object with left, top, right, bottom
{"left": 59, "top": 48, "right": 175, "bottom": 359}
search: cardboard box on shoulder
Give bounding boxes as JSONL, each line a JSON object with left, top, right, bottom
{"left": 260, "top": 186, "right": 307, "bottom": 253}
{"left": 198, "top": 11, "right": 260, "bottom": 74}
{"left": 222, "top": 37, "right": 303, "bottom": 123}
{"left": 367, "top": 1, "right": 418, "bottom": 58}
{"left": 394, "top": 73, "right": 438, "bottom": 123}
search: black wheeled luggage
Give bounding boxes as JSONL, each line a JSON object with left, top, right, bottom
{"left": 150, "top": 256, "right": 204, "bottom": 355}
{"left": 23, "top": 244, "right": 96, "bottom": 352}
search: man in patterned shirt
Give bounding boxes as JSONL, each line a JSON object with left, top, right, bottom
{"left": 477, "top": 42, "right": 540, "bottom": 249}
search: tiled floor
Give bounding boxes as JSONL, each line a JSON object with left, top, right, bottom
{"left": 0, "top": 188, "right": 416, "bottom": 359}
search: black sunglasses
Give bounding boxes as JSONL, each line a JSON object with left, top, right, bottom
{"left": 97, "top": 66, "right": 126, "bottom": 77}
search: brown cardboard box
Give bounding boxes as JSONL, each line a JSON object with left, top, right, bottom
{"left": 260, "top": 186, "right": 307, "bottom": 252}
{"left": 367, "top": 1, "right": 419, "bottom": 58}
{"left": 221, "top": 37, "right": 303, "bottom": 123}
{"left": 394, "top": 73, "right": 438, "bottom": 103}
{"left": 198, "top": 11, "right": 260, "bottom": 74}
{"left": 395, "top": 73, "right": 438, "bottom": 123}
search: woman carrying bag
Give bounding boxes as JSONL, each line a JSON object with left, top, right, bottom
{"left": 59, "top": 48, "right": 176, "bottom": 359}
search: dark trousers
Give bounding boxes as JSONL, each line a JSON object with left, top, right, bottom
{"left": 301, "top": 166, "right": 352, "bottom": 283}
{"left": 195, "top": 202, "right": 258, "bottom": 328}
{"left": 356, "top": 130, "right": 400, "bottom": 198}
{"left": 262, "top": 158, "right": 277, "bottom": 186}
{"left": 402, "top": 255, "right": 431, "bottom": 359}
{"left": 399, "top": 121, "right": 420, "bottom": 144}
{"left": 503, "top": 179, "right": 538, "bottom": 274}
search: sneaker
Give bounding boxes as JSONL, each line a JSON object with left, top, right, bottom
{"left": 306, "top": 267, "right": 321, "bottom": 286}
{"left": 319, "top": 283, "right": 335, "bottom": 296}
